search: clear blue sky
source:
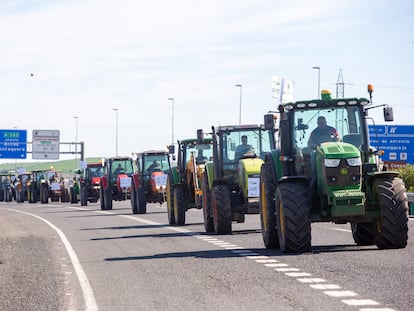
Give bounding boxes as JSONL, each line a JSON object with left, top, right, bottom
{"left": 1, "top": 0, "right": 413, "bottom": 163}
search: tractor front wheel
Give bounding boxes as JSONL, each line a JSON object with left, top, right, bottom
{"left": 260, "top": 162, "right": 279, "bottom": 249}
{"left": 375, "top": 177, "right": 408, "bottom": 249}
{"left": 131, "top": 181, "right": 138, "bottom": 214}
{"left": 80, "top": 185, "right": 88, "bottom": 206}
{"left": 276, "top": 182, "right": 311, "bottom": 253}
{"left": 202, "top": 173, "right": 214, "bottom": 232}
{"left": 103, "top": 188, "right": 113, "bottom": 210}
{"left": 137, "top": 187, "right": 147, "bottom": 214}
{"left": 166, "top": 175, "right": 175, "bottom": 225}
{"left": 351, "top": 222, "right": 377, "bottom": 246}
{"left": 173, "top": 186, "right": 186, "bottom": 225}
{"left": 212, "top": 185, "right": 232, "bottom": 235}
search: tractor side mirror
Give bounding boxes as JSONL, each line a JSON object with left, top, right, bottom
{"left": 384, "top": 107, "right": 394, "bottom": 122}
{"left": 197, "top": 129, "right": 204, "bottom": 144}
{"left": 168, "top": 145, "right": 175, "bottom": 154}
{"left": 264, "top": 114, "right": 275, "bottom": 130}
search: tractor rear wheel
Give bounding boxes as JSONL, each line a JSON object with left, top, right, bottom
{"left": 260, "top": 162, "right": 279, "bottom": 249}
{"left": 80, "top": 185, "right": 88, "bottom": 206}
{"left": 166, "top": 176, "right": 175, "bottom": 225}
{"left": 100, "top": 183, "right": 105, "bottom": 210}
{"left": 212, "top": 184, "right": 232, "bottom": 235}
{"left": 202, "top": 173, "right": 214, "bottom": 232}
{"left": 131, "top": 181, "right": 138, "bottom": 214}
{"left": 174, "top": 186, "right": 186, "bottom": 225}
{"left": 375, "top": 177, "right": 408, "bottom": 249}
{"left": 41, "top": 185, "right": 49, "bottom": 204}
{"left": 351, "top": 222, "right": 377, "bottom": 246}
{"left": 276, "top": 182, "right": 311, "bottom": 253}
{"left": 137, "top": 187, "right": 147, "bottom": 214}
{"left": 103, "top": 188, "right": 113, "bottom": 210}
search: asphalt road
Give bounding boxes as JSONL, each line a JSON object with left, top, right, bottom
{"left": 1, "top": 200, "right": 413, "bottom": 311}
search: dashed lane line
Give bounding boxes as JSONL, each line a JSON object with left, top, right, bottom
{"left": 76, "top": 207, "right": 397, "bottom": 311}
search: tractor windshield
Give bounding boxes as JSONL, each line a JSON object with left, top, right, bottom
{"left": 293, "top": 106, "right": 364, "bottom": 150}
{"left": 185, "top": 142, "right": 213, "bottom": 164}
{"left": 221, "top": 128, "right": 273, "bottom": 164}
{"left": 111, "top": 159, "right": 134, "bottom": 176}
{"left": 144, "top": 154, "right": 170, "bottom": 173}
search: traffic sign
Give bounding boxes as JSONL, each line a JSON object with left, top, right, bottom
{"left": 0, "top": 129, "right": 27, "bottom": 159}
{"left": 32, "top": 129, "right": 60, "bottom": 160}
{"left": 369, "top": 125, "right": 414, "bottom": 165}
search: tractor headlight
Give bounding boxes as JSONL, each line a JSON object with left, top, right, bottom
{"left": 346, "top": 157, "right": 362, "bottom": 166}
{"left": 324, "top": 159, "right": 341, "bottom": 167}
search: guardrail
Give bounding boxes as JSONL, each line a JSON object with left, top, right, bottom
{"left": 407, "top": 192, "right": 414, "bottom": 216}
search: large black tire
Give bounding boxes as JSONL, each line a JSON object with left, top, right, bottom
{"left": 212, "top": 185, "right": 232, "bottom": 235}
{"left": 166, "top": 175, "right": 176, "bottom": 225}
{"left": 173, "top": 186, "right": 186, "bottom": 225}
{"left": 80, "top": 185, "right": 88, "bottom": 206}
{"left": 260, "top": 162, "right": 280, "bottom": 249}
{"left": 100, "top": 184, "right": 105, "bottom": 210}
{"left": 375, "top": 177, "right": 408, "bottom": 249}
{"left": 276, "top": 182, "right": 311, "bottom": 253}
{"left": 28, "top": 187, "right": 37, "bottom": 203}
{"left": 16, "top": 190, "right": 24, "bottom": 203}
{"left": 103, "top": 188, "right": 113, "bottom": 210}
{"left": 131, "top": 181, "right": 138, "bottom": 214}
{"left": 202, "top": 172, "right": 214, "bottom": 232}
{"left": 41, "top": 185, "right": 49, "bottom": 204}
{"left": 351, "top": 222, "right": 377, "bottom": 246}
{"left": 5, "top": 189, "right": 13, "bottom": 202}
{"left": 137, "top": 187, "right": 147, "bottom": 214}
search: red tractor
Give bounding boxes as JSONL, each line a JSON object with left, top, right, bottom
{"left": 100, "top": 156, "right": 135, "bottom": 210}
{"left": 130, "top": 150, "right": 173, "bottom": 214}
{"left": 80, "top": 162, "right": 103, "bottom": 206}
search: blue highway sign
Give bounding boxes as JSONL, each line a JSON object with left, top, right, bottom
{"left": 369, "top": 125, "right": 414, "bottom": 165}
{"left": 0, "top": 129, "right": 27, "bottom": 159}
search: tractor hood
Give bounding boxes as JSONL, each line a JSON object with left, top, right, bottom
{"left": 238, "top": 157, "right": 264, "bottom": 199}
{"left": 318, "top": 142, "right": 360, "bottom": 159}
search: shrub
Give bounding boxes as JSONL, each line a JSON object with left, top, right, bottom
{"left": 397, "top": 164, "right": 414, "bottom": 192}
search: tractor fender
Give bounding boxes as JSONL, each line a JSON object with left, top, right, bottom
{"left": 264, "top": 149, "right": 283, "bottom": 181}
{"left": 101, "top": 176, "right": 108, "bottom": 190}
{"left": 170, "top": 166, "right": 180, "bottom": 184}
{"left": 132, "top": 174, "right": 140, "bottom": 189}
{"left": 204, "top": 162, "right": 216, "bottom": 189}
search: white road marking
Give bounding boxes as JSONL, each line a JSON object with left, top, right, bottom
{"left": 69, "top": 206, "right": 395, "bottom": 311}
{"left": 323, "top": 290, "right": 358, "bottom": 297}
{"left": 342, "top": 299, "right": 380, "bottom": 306}
{"left": 8, "top": 209, "right": 98, "bottom": 311}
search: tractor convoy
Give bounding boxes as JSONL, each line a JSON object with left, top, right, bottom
{"left": 1, "top": 85, "right": 408, "bottom": 253}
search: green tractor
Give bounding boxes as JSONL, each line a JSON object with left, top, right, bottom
{"left": 166, "top": 137, "right": 213, "bottom": 225}
{"left": 260, "top": 88, "right": 409, "bottom": 252}
{"left": 199, "top": 122, "right": 276, "bottom": 234}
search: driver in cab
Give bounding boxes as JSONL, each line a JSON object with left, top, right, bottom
{"left": 307, "top": 116, "right": 339, "bottom": 148}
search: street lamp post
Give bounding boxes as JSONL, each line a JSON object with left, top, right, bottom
{"left": 73, "top": 116, "right": 78, "bottom": 171}
{"left": 168, "top": 98, "right": 174, "bottom": 144}
{"left": 235, "top": 84, "right": 242, "bottom": 124}
{"left": 112, "top": 108, "right": 118, "bottom": 156}
{"left": 312, "top": 66, "right": 320, "bottom": 99}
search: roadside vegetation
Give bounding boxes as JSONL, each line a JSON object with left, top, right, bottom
{"left": 0, "top": 158, "right": 102, "bottom": 175}
{"left": 397, "top": 164, "right": 414, "bottom": 192}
